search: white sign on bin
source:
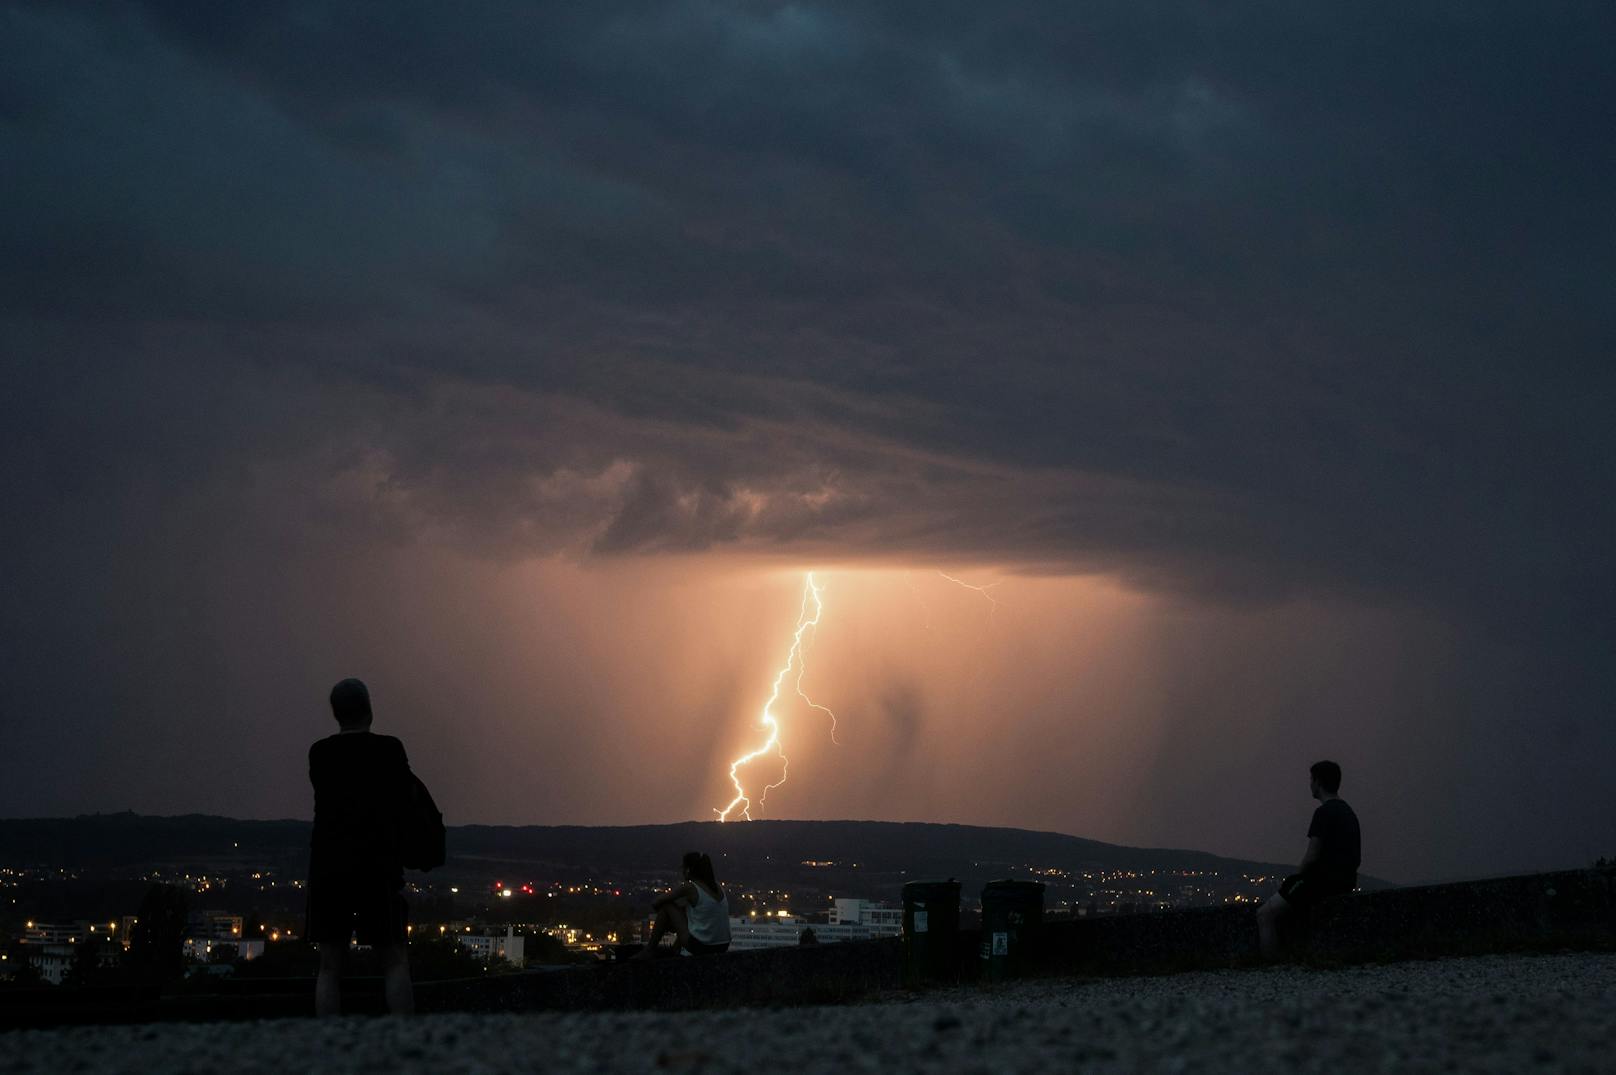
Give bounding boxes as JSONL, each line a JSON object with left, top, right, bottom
{"left": 913, "top": 910, "right": 929, "bottom": 933}
{"left": 992, "top": 931, "right": 1009, "bottom": 955}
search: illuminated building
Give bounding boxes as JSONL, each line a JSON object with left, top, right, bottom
{"left": 18, "top": 922, "right": 85, "bottom": 985}
{"left": 22, "top": 921, "right": 84, "bottom": 946}
{"left": 187, "top": 912, "right": 244, "bottom": 941}
{"left": 457, "top": 926, "right": 525, "bottom": 967}
{"left": 182, "top": 936, "right": 265, "bottom": 962}
{"left": 726, "top": 899, "right": 904, "bottom": 951}
{"left": 830, "top": 899, "right": 903, "bottom": 931}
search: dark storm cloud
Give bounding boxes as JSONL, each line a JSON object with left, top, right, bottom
{"left": 7, "top": 0, "right": 1609, "bottom": 616}
{"left": 3, "top": 2, "right": 1612, "bottom": 874}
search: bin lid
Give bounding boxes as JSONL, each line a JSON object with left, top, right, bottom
{"left": 902, "top": 879, "right": 961, "bottom": 900}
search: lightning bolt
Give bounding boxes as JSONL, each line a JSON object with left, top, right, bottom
{"left": 715, "top": 571, "right": 840, "bottom": 821}
{"left": 937, "top": 570, "right": 1001, "bottom": 625}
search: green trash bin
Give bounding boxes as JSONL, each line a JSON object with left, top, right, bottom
{"left": 980, "top": 879, "right": 1045, "bottom": 980}
{"left": 902, "top": 879, "right": 961, "bottom": 985}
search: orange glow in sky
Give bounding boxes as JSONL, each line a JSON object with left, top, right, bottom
{"left": 137, "top": 546, "right": 1436, "bottom": 875}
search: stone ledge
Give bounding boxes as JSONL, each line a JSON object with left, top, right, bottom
{"left": 1001, "top": 866, "right": 1616, "bottom": 979}
{"left": 4, "top": 867, "right": 1611, "bottom": 1025}
{"left": 418, "top": 935, "right": 903, "bottom": 1014}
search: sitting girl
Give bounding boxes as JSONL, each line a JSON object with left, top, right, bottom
{"left": 638, "top": 851, "right": 732, "bottom": 957}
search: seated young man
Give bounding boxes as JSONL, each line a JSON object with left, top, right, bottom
{"left": 1257, "top": 759, "right": 1361, "bottom": 958}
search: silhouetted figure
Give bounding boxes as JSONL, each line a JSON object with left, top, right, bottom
{"left": 128, "top": 883, "right": 189, "bottom": 985}
{"left": 635, "top": 851, "right": 731, "bottom": 958}
{"left": 1258, "top": 759, "right": 1361, "bottom": 958}
{"left": 306, "top": 678, "right": 415, "bottom": 1015}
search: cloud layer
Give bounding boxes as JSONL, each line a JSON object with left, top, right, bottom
{"left": 3, "top": 2, "right": 1612, "bottom": 880}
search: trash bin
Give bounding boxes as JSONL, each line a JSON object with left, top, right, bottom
{"left": 902, "top": 879, "right": 961, "bottom": 985}
{"left": 980, "top": 879, "right": 1045, "bottom": 980}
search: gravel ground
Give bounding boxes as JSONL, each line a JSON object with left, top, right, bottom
{"left": 3, "top": 952, "right": 1612, "bottom": 1074}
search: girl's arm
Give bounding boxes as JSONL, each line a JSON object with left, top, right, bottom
{"left": 652, "top": 881, "right": 696, "bottom": 910}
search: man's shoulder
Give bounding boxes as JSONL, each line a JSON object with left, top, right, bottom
{"left": 309, "top": 732, "right": 406, "bottom": 759}
{"left": 370, "top": 734, "right": 410, "bottom": 769}
{"left": 1322, "top": 798, "right": 1358, "bottom": 822}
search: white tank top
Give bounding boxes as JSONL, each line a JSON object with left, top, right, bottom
{"left": 686, "top": 882, "right": 731, "bottom": 945}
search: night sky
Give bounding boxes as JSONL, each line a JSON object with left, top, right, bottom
{"left": 3, "top": 3, "right": 1612, "bottom": 883}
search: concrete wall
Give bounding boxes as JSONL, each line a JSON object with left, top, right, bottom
{"left": 1303, "top": 867, "right": 1616, "bottom": 964}
{"left": 978, "top": 866, "right": 1616, "bottom": 979}
{"left": 417, "top": 936, "right": 904, "bottom": 1014}
{"left": 5, "top": 867, "right": 1611, "bottom": 1026}
{"left": 299, "top": 866, "right": 1616, "bottom": 1012}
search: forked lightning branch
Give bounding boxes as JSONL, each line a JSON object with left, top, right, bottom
{"left": 714, "top": 572, "right": 839, "bottom": 822}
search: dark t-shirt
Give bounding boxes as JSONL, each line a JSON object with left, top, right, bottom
{"left": 1304, "top": 798, "right": 1361, "bottom": 891}
{"left": 308, "top": 731, "right": 411, "bottom": 881}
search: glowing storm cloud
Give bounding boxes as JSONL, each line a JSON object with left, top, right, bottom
{"left": 715, "top": 571, "right": 839, "bottom": 822}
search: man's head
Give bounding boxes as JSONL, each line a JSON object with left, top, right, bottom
{"left": 329, "top": 678, "right": 373, "bottom": 731}
{"left": 1309, "top": 759, "right": 1342, "bottom": 799}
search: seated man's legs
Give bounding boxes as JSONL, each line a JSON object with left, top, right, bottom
{"left": 1257, "top": 892, "right": 1289, "bottom": 958}
{"left": 1260, "top": 873, "right": 1340, "bottom": 958}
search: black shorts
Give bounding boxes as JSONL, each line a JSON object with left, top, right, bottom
{"left": 682, "top": 938, "right": 729, "bottom": 956}
{"left": 1277, "top": 873, "right": 1352, "bottom": 911}
{"left": 305, "top": 871, "right": 408, "bottom": 947}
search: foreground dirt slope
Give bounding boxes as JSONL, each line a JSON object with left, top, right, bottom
{"left": 4, "top": 952, "right": 1612, "bottom": 1074}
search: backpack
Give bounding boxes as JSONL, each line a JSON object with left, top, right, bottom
{"left": 400, "top": 772, "right": 447, "bottom": 871}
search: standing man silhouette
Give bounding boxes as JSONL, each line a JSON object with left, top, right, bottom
{"left": 1257, "top": 759, "right": 1361, "bottom": 958}
{"left": 306, "top": 678, "right": 415, "bottom": 1015}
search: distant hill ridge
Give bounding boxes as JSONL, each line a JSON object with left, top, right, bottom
{"left": 0, "top": 813, "right": 1331, "bottom": 883}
